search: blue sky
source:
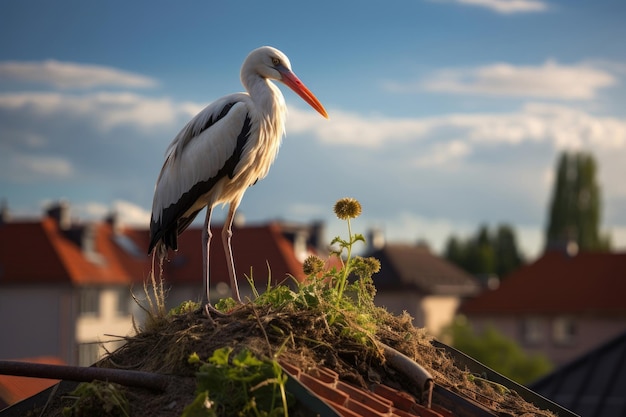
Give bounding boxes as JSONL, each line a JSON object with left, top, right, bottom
{"left": 1, "top": 0, "right": 625, "bottom": 259}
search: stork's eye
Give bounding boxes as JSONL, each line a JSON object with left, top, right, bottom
{"left": 271, "top": 57, "right": 280, "bottom": 66}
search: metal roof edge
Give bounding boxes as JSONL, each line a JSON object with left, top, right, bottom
{"left": 431, "top": 340, "right": 579, "bottom": 417}
{"left": 0, "top": 380, "right": 79, "bottom": 417}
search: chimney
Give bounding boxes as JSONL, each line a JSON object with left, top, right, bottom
{"left": 80, "top": 224, "right": 97, "bottom": 254}
{"left": 0, "top": 200, "right": 9, "bottom": 225}
{"left": 367, "top": 227, "right": 385, "bottom": 251}
{"left": 64, "top": 222, "right": 103, "bottom": 264}
{"left": 105, "top": 211, "right": 121, "bottom": 234}
{"left": 294, "top": 229, "right": 309, "bottom": 262}
{"left": 309, "top": 220, "right": 326, "bottom": 253}
{"left": 46, "top": 200, "right": 71, "bottom": 230}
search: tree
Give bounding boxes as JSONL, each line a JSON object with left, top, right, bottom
{"left": 545, "top": 151, "right": 611, "bottom": 251}
{"left": 493, "top": 225, "right": 524, "bottom": 277}
{"left": 467, "top": 225, "right": 496, "bottom": 275}
{"left": 445, "top": 236, "right": 465, "bottom": 270}
{"left": 444, "top": 224, "right": 524, "bottom": 279}
{"left": 443, "top": 317, "right": 553, "bottom": 385}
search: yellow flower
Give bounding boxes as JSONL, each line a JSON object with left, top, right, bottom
{"left": 333, "top": 198, "right": 362, "bottom": 220}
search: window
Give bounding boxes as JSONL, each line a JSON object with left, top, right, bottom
{"left": 553, "top": 317, "right": 577, "bottom": 345}
{"left": 79, "top": 288, "right": 100, "bottom": 316}
{"left": 77, "top": 342, "right": 100, "bottom": 367}
{"left": 521, "top": 317, "right": 543, "bottom": 345}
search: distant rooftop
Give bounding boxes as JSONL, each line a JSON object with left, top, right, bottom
{"left": 367, "top": 243, "right": 480, "bottom": 296}
{"left": 461, "top": 249, "right": 626, "bottom": 315}
{"left": 531, "top": 330, "right": 626, "bottom": 417}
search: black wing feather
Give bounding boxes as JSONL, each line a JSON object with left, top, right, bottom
{"left": 148, "top": 113, "right": 252, "bottom": 255}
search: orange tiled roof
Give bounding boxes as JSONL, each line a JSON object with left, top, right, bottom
{"left": 145, "top": 222, "right": 309, "bottom": 286}
{"left": 461, "top": 250, "right": 626, "bottom": 315}
{"left": 0, "top": 216, "right": 312, "bottom": 289}
{"left": 0, "top": 357, "right": 64, "bottom": 407}
{"left": 0, "top": 220, "right": 68, "bottom": 284}
{"left": 0, "top": 218, "right": 132, "bottom": 286}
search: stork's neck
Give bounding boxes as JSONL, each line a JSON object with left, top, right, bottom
{"left": 244, "top": 74, "right": 287, "bottom": 132}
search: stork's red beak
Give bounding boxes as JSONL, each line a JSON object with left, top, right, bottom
{"left": 279, "top": 69, "right": 329, "bottom": 119}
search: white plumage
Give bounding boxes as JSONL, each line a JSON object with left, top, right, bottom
{"left": 148, "top": 46, "right": 328, "bottom": 309}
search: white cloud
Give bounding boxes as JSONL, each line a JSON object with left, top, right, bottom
{"left": 112, "top": 200, "right": 152, "bottom": 227}
{"left": 0, "top": 77, "right": 623, "bottom": 257}
{"left": 0, "top": 91, "right": 200, "bottom": 132}
{"left": 286, "top": 104, "right": 626, "bottom": 237}
{"left": 412, "top": 140, "right": 471, "bottom": 168}
{"left": 363, "top": 212, "right": 476, "bottom": 254}
{"left": 76, "top": 200, "right": 151, "bottom": 227}
{"left": 78, "top": 201, "right": 109, "bottom": 220}
{"left": 0, "top": 60, "right": 157, "bottom": 89}
{"left": 0, "top": 154, "right": 74, "bottom": 182}
{"left": 453, "top": 0, "right": 549, "bottom": 14}
{"left": 290, "top": 103, "right": 626, "bottom": 154}
{"left": 387, "top": 60, "right": 616, "bottom": 100}
{"left": 287, "top": 107, "right": 436, "bottom": 148}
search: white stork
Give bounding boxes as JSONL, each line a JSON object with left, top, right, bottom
{"left": 148, "top": 46, "right": 328, "bottom": 311}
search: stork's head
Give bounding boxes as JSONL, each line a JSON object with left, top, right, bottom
{"left": 242, "top": 46, "right": 328, "bottom": 119}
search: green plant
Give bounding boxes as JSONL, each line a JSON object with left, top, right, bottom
{"left": 183, "top": 347, "right": 292, "bottom": 417}
{"left": 62, "top": 381, "right": 130, "bottom": 417}
{"left": 245, "top": 198, "right": 382, "bottom": 343}
{"left": 330, "top": 197, "right": 365, "bottom": 301}
{"left": 443, "top": 316, "right": 553, "bottom": 385}
{"left": 169, "top": 300, "right": 200, "bottom": 316}
{"left": 217, "top": 198, "right": 380, "bottom": 315}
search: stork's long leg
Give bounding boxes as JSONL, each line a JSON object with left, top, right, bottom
{"left": 202, "top": 207, "right": 213, "bottom": 306}
{"left": 222, "top": 202, "right": 241, "bottom": 302}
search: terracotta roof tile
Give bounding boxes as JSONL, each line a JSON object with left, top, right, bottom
{"left": 0, "top": 220, "right": 68, "bottom": 284}
{"left": 280, "top": 360, "right": 453, "bottom": 417}
{"left": 133, "top": 222, "right": 310, "bottom": 286}
{"left": 0, "top": 357, "right": 64, "bottom": 407}
{"left": 461, "top": 250, "right": 626, "bottom": 315}
{"left": 54, "top": 223, "right": 132, "bottom": 286}
{"left": 0, "top": 219, "right": 133, "bottom": 286}
{"left": 1, "top": 216, "right": 313, "bottom": 291}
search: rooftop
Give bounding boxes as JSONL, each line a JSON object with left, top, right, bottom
{"left": 0, "top": 357, "right": 63, "bottom": 410}
{"left": 530, "top": 330, "right": 626, "bottom": 416}
{"left": 0, "top": 203, "right": 322, "bottom": 289}
{"left": 367, "top": 243, "right": 480, "bottom": 296}
{"left": 0, "top": 301, "right": 576, "bottom": 417}
{"left": 461, "top": 249, "right": 626, "bottom": 315}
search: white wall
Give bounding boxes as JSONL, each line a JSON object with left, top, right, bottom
{"left": 76, "top": 286, "right": 136, "bottom": 365}
{"left": 422, "top": 295, "right": 461, "bottom": 337}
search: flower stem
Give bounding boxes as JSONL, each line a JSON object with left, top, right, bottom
{"left": 336, "top": 218, "right": 353, "bottom": 302}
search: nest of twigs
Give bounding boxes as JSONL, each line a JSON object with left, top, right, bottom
{"left": 80, "top": 298, "right": 549, "bottom": 417}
